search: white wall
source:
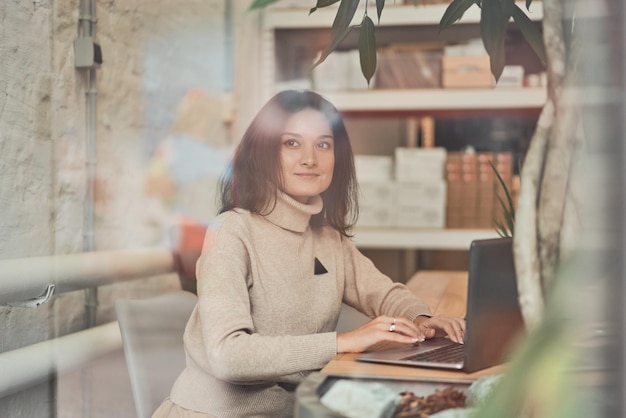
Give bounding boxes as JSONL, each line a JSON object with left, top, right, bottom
{"left": 0, "top": 0, "right": 230, "bottom": 415}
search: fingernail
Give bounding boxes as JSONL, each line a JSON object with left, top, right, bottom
{"left": 412, "top": 338, "right": 419, "bottom": 343}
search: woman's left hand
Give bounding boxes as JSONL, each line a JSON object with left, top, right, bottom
{"left": 414, "top": 315, "right": 466, "bottom": 344}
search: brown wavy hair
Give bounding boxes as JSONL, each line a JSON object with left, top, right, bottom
{"left": 218, "top": 90, "right": 358, "bottom": 237}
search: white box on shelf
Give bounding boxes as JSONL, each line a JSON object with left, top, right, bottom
{"left": 355, "top": 155, "right": 394, "bottom": 182}
{"left": 394, "top": 147, "right": 447, "bottom": 181}
{"left": 395, "top": 205, "right": 446, "bottom": 228}
{"left": 443, "top": 38, "right": 486, "bottom": 56}
{"left": 496, "top": 65, "right": 525, "bottom": 88}
{"left": 358, "top": 182, "right": 396, "bottom": 227}
{"left": 312, "top": 51, "right": 350, "bottom": 91}
{"left": 359, "top": 182, "right": 396, "bottom": 206}
{"left": 358, "top": 206, "right": 396, "bottom": 227}
{"left": 313, "top": 49, "right": 374, "bottom": 91}
{"left": 394, "top": 180, "right": 447, "bottom": 228}
{"left": 346, "top": 49, "right": 373, "bottom": 90}
{"left": 395, "top": 180, "right": 447, "bottom": 207}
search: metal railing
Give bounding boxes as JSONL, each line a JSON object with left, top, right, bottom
{"left": 0, "top": 248, "right": 176, "bottom": 398}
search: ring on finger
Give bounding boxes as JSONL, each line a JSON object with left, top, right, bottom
{"left": 389, "top": 318, "right": 396, "bottom": 332}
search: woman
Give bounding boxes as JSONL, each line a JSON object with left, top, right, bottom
{"left": 153, "top": 90, "right": 465, "bottom": 418}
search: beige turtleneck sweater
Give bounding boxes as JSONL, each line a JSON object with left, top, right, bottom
{"left": 168, "top": 192, "right": 432, "bottom": 417}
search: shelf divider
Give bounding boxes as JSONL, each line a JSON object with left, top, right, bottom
{"left": 320, "top": 88, "right": 547, "bottom": 113}
{"left": 263, "top": 2, "right": 543, "bottom": 29}
{"left": 351, "top": 228, "right": 500, "bottom": 250}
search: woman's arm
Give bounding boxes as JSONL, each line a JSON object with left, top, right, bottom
{"left": 188, "top": 217, "right": 337, "bottom": 384}
{"left": 340, "top": 237, "right": 432, "bottom": 320}
{"left": 338, "top": 238, "right": 464, "bottom": 352}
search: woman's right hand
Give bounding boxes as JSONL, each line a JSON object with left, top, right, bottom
{"left": 336, "top": 315, "right": 425, "bottom": 353}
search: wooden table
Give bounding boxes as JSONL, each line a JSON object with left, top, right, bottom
{"left": 321, "top": 270, "right": 505, "bottom": 381}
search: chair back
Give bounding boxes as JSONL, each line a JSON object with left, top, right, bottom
{"left": 170, "top": 222, "right": 207, "bottom": 294}
{"left": 115, "top": 291, "right": 197, "bottom": 418}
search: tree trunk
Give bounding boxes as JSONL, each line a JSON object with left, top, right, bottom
{"left": 514, "top": 0, "right": 580, "bottom": 328}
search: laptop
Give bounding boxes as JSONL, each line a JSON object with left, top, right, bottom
{"left": 356, "top": 237, "right": 525, "bottom": 373}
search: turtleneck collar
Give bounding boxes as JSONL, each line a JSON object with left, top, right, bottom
{"left": 262, "top": 191, "right": 323, "bottom": 233}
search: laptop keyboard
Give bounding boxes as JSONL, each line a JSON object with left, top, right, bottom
{"left": 402, "top": 343, "right": 465, "bottom": 364}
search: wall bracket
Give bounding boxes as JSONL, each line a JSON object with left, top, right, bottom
{"left": 4, "top": 284, "right": 56, "bottom": 308}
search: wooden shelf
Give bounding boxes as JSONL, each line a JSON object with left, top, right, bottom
{"left": 320, "top": 88, "right": 546, "bottom": 113}
{"left": 263, "top": 2, "right": 543, "bottom": 29}
{"left": 351, "top": 228, "right": 500, "bottom": 250}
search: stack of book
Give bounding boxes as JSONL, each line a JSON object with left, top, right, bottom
{"left": 445, "top": 151, "right": 514, "bottom": 229}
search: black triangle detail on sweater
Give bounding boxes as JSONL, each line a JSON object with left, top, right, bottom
{"left": 314, "top": 258, "right": 328, "bottom": 275}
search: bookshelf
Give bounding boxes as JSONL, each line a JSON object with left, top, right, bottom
{"left": 263, "top": 2, "right": 543, "bottom": 29}
{"left": 351, "top": 228, "right": 500, "bottom": 250}
{"left": 256, "top": 2, "right": 544, "bottom": 253}
{"left": 321, "top": 88, "right": 546, "bottom": 114}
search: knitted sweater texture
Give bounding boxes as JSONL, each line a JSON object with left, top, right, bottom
{"left": 169, "top": 192, "right": 432, "bottom": 417}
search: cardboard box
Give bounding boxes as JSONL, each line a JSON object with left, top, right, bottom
{"left": 442, "top": 55, "right": 494, "bottom": 88}
{"left": 442, "top": 55, "right": 491, "bottom": 72}
{"left": 376, "top": 46, "right": 442, "bottom": 89}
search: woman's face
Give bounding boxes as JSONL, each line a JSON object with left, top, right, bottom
{"left": 279, "top": 108, "right": 335, "bottom": 203}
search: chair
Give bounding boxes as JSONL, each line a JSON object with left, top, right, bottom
{"left": 169, "top": 220, "right": 207, "bottom": 294}
{"left": 115, "top": 291, "right": 198, "bottom": 418}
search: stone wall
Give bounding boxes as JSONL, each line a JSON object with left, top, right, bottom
{"left": 0, "top": 0, "right": 230, "bottom": 415}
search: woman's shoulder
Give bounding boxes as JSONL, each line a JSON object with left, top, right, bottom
{"left": 210, "top": 208, "right": 253, "bottom": 232}
{"left": 314, "top": 223, "right": 351, "bottom": 244}
{"left": 201, "top": 210, "right": 254, "bottom": 253}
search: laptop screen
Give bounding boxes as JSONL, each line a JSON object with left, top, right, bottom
{"left": 463, "top": 237, "right": 525, "bottom": 372}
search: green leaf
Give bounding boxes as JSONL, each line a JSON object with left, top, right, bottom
{"left": 313, "top": 0, "right": 360, "bottom": 67}
{"left": 331, "top": 0, "right": 361, "bottom": 33}
{"left": 489, "top": 159, "right": 516, "bottom": 236}
{"left": 490, "top": 160, "right": 515, "bottom": 216}
{"left": 248, "top": 0, "right": 282, "bottom": 11}
{"left": 496, "top": 194, "right": 515, "bottom": 234}
{"left": 310, "top": 0, "right": 341, "bottom": 15}
{"left": 313, "top": 25, "right": 353, "bottom": 67}
{"left": 480, "top": 0, "right": 505, "bottom": 55}
{"left": 359, "top": 15, "right": 377, "bottom": 86}
{"left": 376, "top": 0, "right": 385, "bottom": 24}
{"left": 494, "top": 220, "right": 511, "bottom": 238}
{"left": 439, "top": 0, "right": 477, "bottom": 32}
{"left": 511, "top": 4, "right": 546, "bottom": 64}
{"left": 480, "top": 0, "right": 509, "bottom": 80}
